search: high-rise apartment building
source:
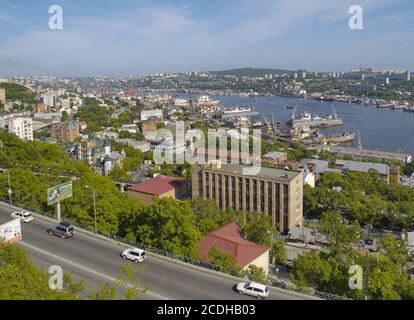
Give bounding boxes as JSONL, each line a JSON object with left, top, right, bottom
{"left": 51, "top": 120, "right": 80, "bottom": 145}
{"left": 7, "top": 117, "right": 33, "bottom": 141}
{"left": 192, "top": 162, "right": 303, "bottom": 234}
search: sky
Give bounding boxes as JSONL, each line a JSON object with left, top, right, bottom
{"left": 0, "top": 0, "right": 413, "bottom": 76}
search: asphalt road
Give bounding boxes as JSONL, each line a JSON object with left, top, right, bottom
{"left": 0, "top": 203, "right": 308, "bottom": 300}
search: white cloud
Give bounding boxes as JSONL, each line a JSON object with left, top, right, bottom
{"left": 0, "top": 0, "right": 411, "bottom": 75}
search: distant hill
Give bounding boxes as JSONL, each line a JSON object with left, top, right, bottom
{"left": 211, "top": 67, "right": 295, "bottom": 77}
{"left": 0, "top": 83, "right": 36, "bottom": 102}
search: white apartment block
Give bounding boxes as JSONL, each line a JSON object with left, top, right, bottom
{"left": 7, "top": 117, "right": 33, "bottom": 141}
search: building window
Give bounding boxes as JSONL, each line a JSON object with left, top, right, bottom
{"left": 253, "top": 180, "right": 257, "bottom": 212}
{"left": 267, "top": 182, "right": 272, "bottom": 215}
{"left": 238, "top": 177, "right": 243, "bottom": 210}
{"left": 260, "top": 180, "right": 265, "bottom": 213}
{"left": 275, "top": 183, "right": 280, "bottom": 224}
{"left": 231, "top": 176, "right": 236, "bottom": 209}
{"left": 246, "top": 178, "right": 250, "bottom": 211}
{"left": 205, "top": 172, "right": 210, "bottom": 198}
{"left": 283, "top": 184, "right": 289, "bottom": 232}
{"left": 212, "top": 173, "right": 216, "bottom": 199}
{"left": 198, "top": 171, "right": 203, "bottom": 195}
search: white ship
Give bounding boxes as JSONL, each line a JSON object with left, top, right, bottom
{"left": 221, "top": 106, "right": 259, "bottom": 119}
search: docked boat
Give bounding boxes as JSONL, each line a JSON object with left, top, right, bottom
{"left": 221, "top": 106, "right": 259, "bottom": 119}
{"left": 288, "top": 105, "right": 343, "bottom": 129}
{"left": 326, "top": 132, "right": 356, "bottom": 144}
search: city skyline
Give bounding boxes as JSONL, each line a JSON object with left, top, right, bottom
{"left": 0, "top": 0, "right": 413, "bottom": 76}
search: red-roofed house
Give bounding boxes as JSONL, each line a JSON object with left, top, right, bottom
{"left": 199, "top": 222, "right": 270, "bottom": 274}
{"left": 127, "top": 175, "right": 188, "bottom": 205}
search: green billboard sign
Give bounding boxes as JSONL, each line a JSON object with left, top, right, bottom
{"left": 47, "top": 181, "right": 73, "bottom": 205}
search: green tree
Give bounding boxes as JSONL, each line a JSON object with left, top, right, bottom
{"left": 244, "top": 265, "right": 267, "bottom": 284}
{"left": 243, "top": 213, "right": 274, "bottom": 246}
{"left": 0, "top": 244, "right": 78, "bottom": 300}
{"left": 270, "top": 240, "right": 287, "bottom": 265}
{"left": 135, "top": 198, "right": 202, "bottom": 259}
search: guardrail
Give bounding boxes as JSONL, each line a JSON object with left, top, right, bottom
{"left": 0, "top": 198, "right": 351, "bottom": 300}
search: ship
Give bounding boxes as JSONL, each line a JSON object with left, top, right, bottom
{"left": 221, "top": 106, "right": 260, "bottom": 119}
{"left": 288, "top": 105, "right": 343, "bottom": 129}
{"left": 326, "top": 132, "right": 356, "bottom": 145}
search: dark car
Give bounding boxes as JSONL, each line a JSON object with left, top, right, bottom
{"left": 47, "top": 222, "right": 74, "bottom": 239}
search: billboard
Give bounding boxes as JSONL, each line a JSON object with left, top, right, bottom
{"left": 47, "top": 181, "right": 73, "bottom": 205}
{"left": 0, "top": 219, "right": 22, "bottom": 245}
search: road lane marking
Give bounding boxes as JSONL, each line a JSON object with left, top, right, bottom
{"left": 20, "top": 241, "right": 169, "bottom": 300}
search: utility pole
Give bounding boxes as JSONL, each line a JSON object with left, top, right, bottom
{"left": 85, "top": 186, "right": 97, "bottom": 234}
{"left": 364, "top": 226, "right": 371, "bottom": 300}
{"left": 7, "top": 170, "right": 12, "bottom": 205}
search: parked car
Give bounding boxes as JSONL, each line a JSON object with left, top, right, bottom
{"left": 236, "top": 281, "right": 269, "bottom": 299}
{"left": 47, "top": 222, "right": 74, "bottom": 239}
{"left": 121, "top": 248, "right": 146, "bottom": 263}
{"left": 10, "top": 210, "right": 34, "bottom": 223}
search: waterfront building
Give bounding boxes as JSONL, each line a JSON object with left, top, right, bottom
{"left": 314, "top": 145, "right": 412, "bottom": 164}
{"left": 192, "top": 161, "right": 304, "bottom": 234}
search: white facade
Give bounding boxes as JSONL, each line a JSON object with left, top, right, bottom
{"left": 140, "top": 109, "right": 163, "bottom": 121}
{"left": 7, "top": 117, "right": 33, "bottom": 141}
{"left": 41, "top": 93, "right": 56, "bottom": 107}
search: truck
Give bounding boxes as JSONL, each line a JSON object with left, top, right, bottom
{"left": 0, "top": 219, "right": 22, "bottom": 245}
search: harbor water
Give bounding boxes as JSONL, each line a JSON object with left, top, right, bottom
{"left": 210, "top": 95, "right": 414, "bottom": 156}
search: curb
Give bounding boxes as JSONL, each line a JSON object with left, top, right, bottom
{"left": 0, "top": 201, "right": 319, "bottom": 300}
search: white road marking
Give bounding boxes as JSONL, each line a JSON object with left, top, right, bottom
{"left": 20, "top": 241, "right": 169, "bottom": 300}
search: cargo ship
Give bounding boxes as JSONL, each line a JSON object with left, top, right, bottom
{"left": 288, "top": 105, "right": 343, "bottom": 128}
{"left": 220, "top": 106, "right": 260, "bottom": 119}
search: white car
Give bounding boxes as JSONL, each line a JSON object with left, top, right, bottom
{"left": 121, "top": 248, "right": 146, "bottom": 263}
{"left": 10, "top": 210, "right": 34, "bottom": 223}
{"left": 236, "top": 281, "right": 269, "bottom": 299}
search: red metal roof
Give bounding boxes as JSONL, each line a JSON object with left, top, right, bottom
{"left": 128, "top": 175, "right": 186, "bottom": 196}
{"left": 199, "top": 222, "right": 269, "bottom": 269}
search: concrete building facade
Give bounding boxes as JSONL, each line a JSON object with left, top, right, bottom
{"left": 192, "top": 162, "right": 303, "bottom": 234}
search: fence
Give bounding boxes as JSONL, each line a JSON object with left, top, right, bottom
{"left": 0, "top": 197, "right": 351, "bottom": 300}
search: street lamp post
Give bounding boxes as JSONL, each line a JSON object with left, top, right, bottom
{"left": 364, "top": 225, "right": 372, "bottom": 301}
{"left": 7, "top": 170, "right": 12, "bottom": 205}
{"left": 85, "top": 186, "right": 97, "bottom": 234}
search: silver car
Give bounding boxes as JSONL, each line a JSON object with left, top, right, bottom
{"left": 236, "top": 281, "right": 269, "bottom": 299}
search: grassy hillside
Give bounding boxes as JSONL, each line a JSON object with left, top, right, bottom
{"left": 0, "top": 83, "right": 36, "bottom": 102}
{"left": 212, "top": 67, "right": 295, "bottom": 77}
